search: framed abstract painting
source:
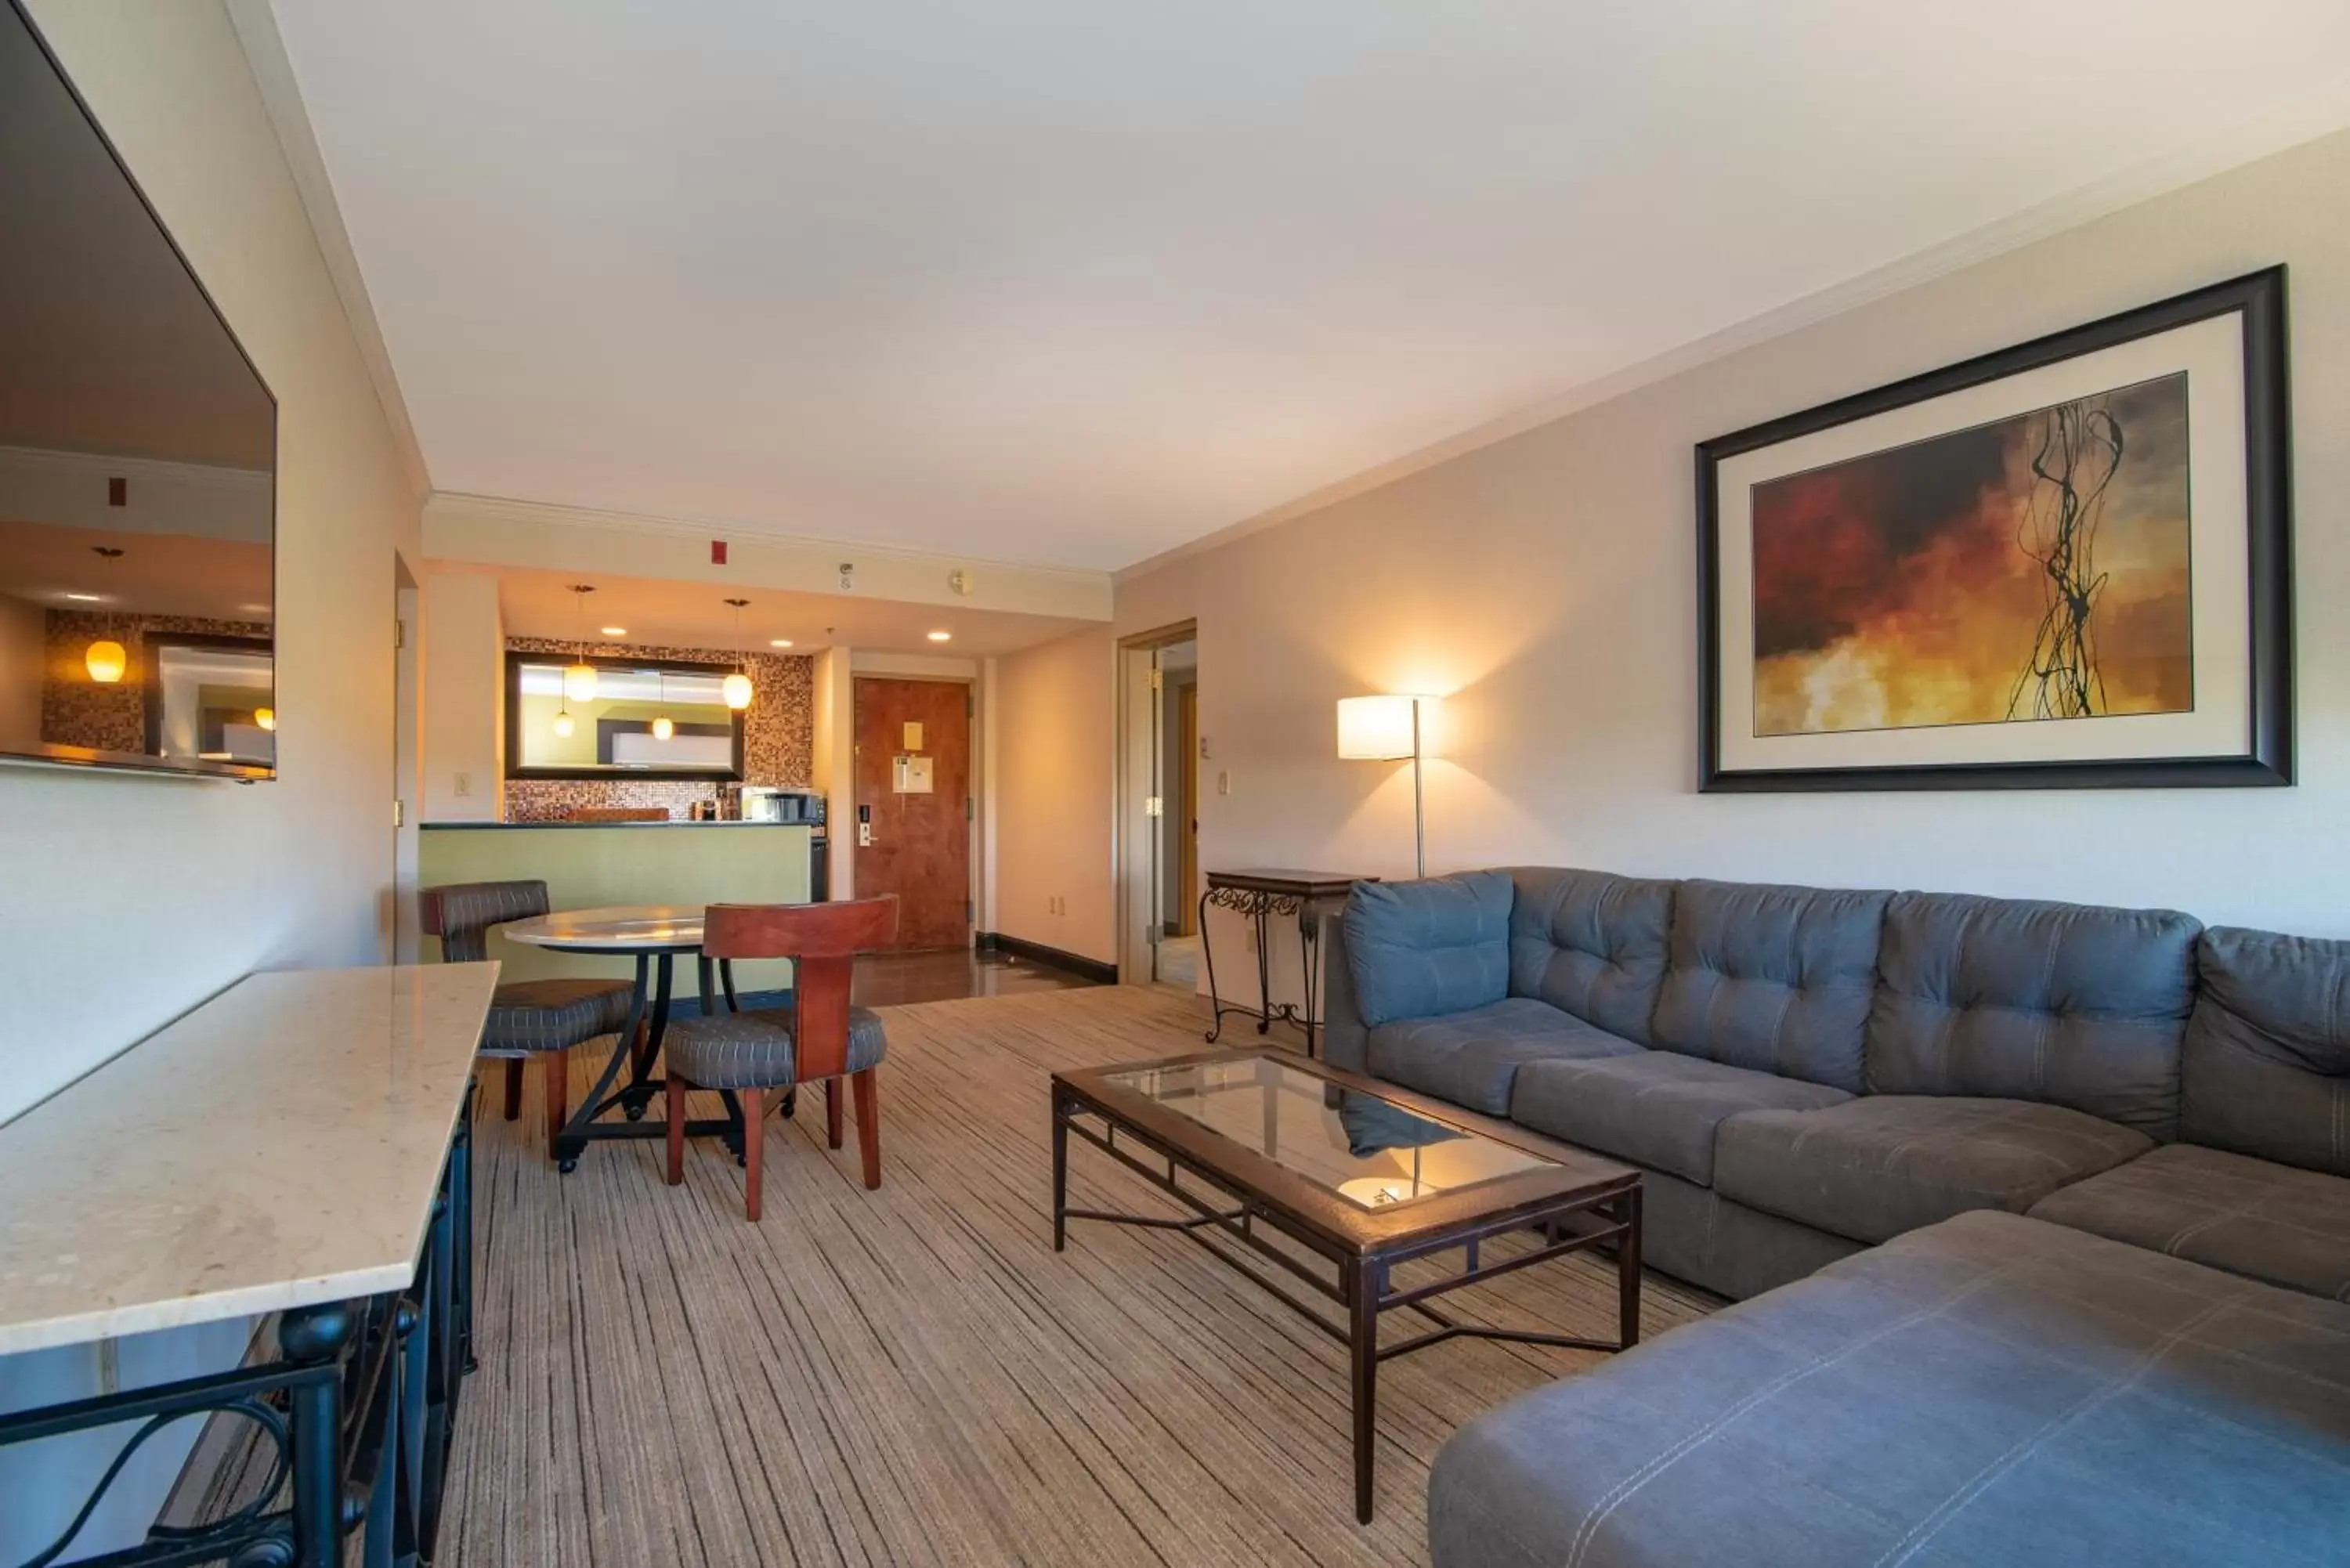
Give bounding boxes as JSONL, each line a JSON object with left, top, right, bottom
{"left": 1697, "top": 267, "right": 2292, "bottom": 792}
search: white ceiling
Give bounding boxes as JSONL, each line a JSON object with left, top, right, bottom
{"left": 270, "top": 1, "right": 2350, "bottom": 572}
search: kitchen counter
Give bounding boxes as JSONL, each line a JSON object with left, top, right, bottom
{"left": 421, "top": 819, "right": 812, "bottom": 829}
{"left": 419, "top": 820, "right": 818, "bottom": 990}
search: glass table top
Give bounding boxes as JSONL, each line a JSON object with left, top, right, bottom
{"left": 1101, "top": 1054, "right": 1555, "bottom": 1209}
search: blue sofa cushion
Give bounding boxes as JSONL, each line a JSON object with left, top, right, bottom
{"left": 2030, "top": 1142, "right": 2350, "bottom": 1302}
{"left": 1367, "top": 997, "right": 1640, "bottom": 1116}
{"left": 1650, "top": 879, "right": 1889, "bottom": 1092}
{"left": 1866, "top": 891, "right": 2199, "bottom": 1138}
{"left": 1713, "top": 1095, "right": 2151, "bottom": 1245}
{"left": 1509, "top": 1050, "right": 1849, "bottom": 1186}
{"left": 1428, "top": 1210, "right": 2350, "bottom": 1568}
{"left": 1502, "top": 867, "right": 1675, "bottom": 1045}
{"left": 1342, "top": 871, "right": 1511, "bottom": 1029}
{"left": 2182, "top": 926, "right": 2350, "bottom": 1176}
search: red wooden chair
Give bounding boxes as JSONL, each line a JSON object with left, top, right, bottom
{"left": 662, "top": 897, "right": 898, "bottom": 1218}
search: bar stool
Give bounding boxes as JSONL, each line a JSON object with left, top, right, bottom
{"left": 421, "top": 880, "right": 637, "bottom": 1159}
{"left": 662, "top": 897, "right": 898, "bottom": 1219}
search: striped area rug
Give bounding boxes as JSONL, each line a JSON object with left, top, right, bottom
{"left": 429, "top": 985, "right": 1715, "bottom": 1566}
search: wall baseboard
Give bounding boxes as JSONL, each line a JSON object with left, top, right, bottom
{"left": 976, "top": 932, "right": 1118, "bottom": 985}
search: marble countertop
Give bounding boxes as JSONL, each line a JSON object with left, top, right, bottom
{"left": 0, "top": 963, "right": 498, "bottom": 1355}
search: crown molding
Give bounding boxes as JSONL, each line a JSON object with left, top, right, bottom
{"left": 226, "top": 0, "right": 432, "bottom": 504}
{"left": 1113, "top": 96, "right": 2350, "bottom": 585}
{"left": 0, "top": 444, "right": 269, "bottom": 492}
{"left": 424, "top": 490, "right": 1112, "bottom": 620}
{"left": 425, "top": 491, "right": 1112, "bottom": 587}
{"left": 0, "top": 444, "right": 272, "bottom": 543}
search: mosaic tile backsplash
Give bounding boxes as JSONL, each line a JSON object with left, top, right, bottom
{"left": 44, "top": 609, "right": 271, "bottom": 754}
{"left": 503, "top": 637, "right": 814, "bottom": 822}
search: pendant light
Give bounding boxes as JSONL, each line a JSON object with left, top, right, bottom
{"left": 254, "top": 707, "right": 276, "bottom": 732}
{"left": 551, "top": 708, "right": 575, "bottom": 739}
{"left": 652, "top": 670, "right": 674, "bottom": 740}
{"left": 82, "top": 547, "right": 128, "bottom": 683}
{"left": 721, "top": 598, "right": 754, "bottom": 710}
{"left": 562, "top": 585, "right": 599, "bottom": 703}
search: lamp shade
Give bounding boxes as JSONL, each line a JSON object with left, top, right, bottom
{"left": 84, "top": 639, "right": 128, "bottom": 684}
{"left": 1336, "top": 694, "right": 1437, "bottom": 760}
{"left": 562, "top": 660, "right": 599, "bottom": 703}
{"left": 721, "top": 670, "right": 754, "bottom": 710}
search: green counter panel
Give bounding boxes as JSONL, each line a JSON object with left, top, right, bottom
{"left": 418, "top": 824, "right": 812, "bottom": 995}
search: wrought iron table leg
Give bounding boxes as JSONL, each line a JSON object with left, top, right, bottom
{"left": 620, "top": 954, "right": 675, "bottom": 1121}
{"left": 1618, "top": 1187, "right": 1643, "bottom": 1349}
{"left": 1349, "top": 1258, "right": 1380, "bottom": 1524}
{"left": 1298, "top": 901, "right": 1321, "bottom": 1060}
{"left": 279, "top": 1302, "right": 353, "bottom": 1568}
{"left": 1052, "top": 1089, "right": 1070, "bottom": 1252}
{"left": 1253, "top": 904, "right": 1274, "bottom": 1035}
{"left": 1199, "top": 887, "right": 1227, "bottom": 1043}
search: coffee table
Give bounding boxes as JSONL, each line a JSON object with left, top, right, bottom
{"left": 1050, "top": 1050, "right": 1642, "bottom": 1523}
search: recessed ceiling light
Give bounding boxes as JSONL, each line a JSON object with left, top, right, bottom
{"left": 62, "top": 591, "right": 103, "bottom": 602}
{"left": 927, "top": 630, "right": 952, "bottom": 642}
{"left": 601, "top": 626, "right": 627, "bottom": 636}
{"left": 769, "top": 638, "right": 794, "bottom": 648}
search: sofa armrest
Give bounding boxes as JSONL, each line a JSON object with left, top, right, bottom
{"left": 1321, "top": 911, "right": 1371, "bottom": 1075}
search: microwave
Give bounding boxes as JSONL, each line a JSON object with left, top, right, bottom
{"left": 739, "top": 787, "right": 825, "bottom": 827}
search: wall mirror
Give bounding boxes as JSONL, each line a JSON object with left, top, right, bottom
{"left": 506, "top": 653, "right": 745, "bottom": 780}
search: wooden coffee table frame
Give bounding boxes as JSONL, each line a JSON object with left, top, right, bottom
{"left": 1051, "top": 1050, "right": 1643, "bottom": 1523}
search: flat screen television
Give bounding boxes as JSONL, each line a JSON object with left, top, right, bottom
{"left": 0, "top": 0, "right": 277, "bottom": 781}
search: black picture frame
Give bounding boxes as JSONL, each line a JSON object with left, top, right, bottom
{"left": 1696, "top": 266, "right": 2292, "bottom": 793}
{"left": 504, "top": 652, "right": 747, "bottom": 782}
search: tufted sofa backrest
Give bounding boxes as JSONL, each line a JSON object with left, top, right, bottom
{"left": 1502, "top": 867, "right": 1675, "bottom": 1046}
{"left": 2182, "top": 927, "right": 2350, "bottom": 1175}
{"left": 1650, "top": 880, "right": 1891, "bottom": 1093}
{"left": 1864, "top": 891, "right": 2200, "bottom": 1139}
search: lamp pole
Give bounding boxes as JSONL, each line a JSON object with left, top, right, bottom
{"left": 1410, "top": 698, "right": 1426, "bottom": 879}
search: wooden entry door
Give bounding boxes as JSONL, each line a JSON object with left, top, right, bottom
{"left": 853, "top": 677, "right": 972, "bottom": 951}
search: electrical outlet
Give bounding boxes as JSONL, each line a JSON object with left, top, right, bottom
{"left": 454, "top": 771, "right": 472, "bottom": 798}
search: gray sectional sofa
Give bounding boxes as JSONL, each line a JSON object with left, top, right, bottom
{"left": 1321, "top": 867, "right": 2350, "bottom": 1566}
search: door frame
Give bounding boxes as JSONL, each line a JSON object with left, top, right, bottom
{"left": 1114, "top": 620, "right": 1196, "bottom": 987}
{"left": 850, "top": 667, "right": 979, "bottom": 949}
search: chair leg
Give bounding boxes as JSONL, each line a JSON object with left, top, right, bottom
{"left": 851, "top": 1069, "right": 881, "bottom": 1190}
{"left": 665, "top": 1076, "right": 687, "bottom": 1187}
{"left": 543, "top": 1050, "right": 568, "bottom": 1158}
{"left": 826, "top": 1078, "right": 843, "bottom": 1150}
{"left": 741, "top": 1087, "right": 764, "bottom": 1221}
{"left": 503, "top": 1059, "right": 523, "bottom": 1121}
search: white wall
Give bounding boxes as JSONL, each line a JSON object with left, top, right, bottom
{"left": 418, "top": 569, "right": 502, "bottom": 820}
{"left": 1115, "top": 129, "right": 2350, "bottom": 938}
{"left": 0, "top": 1, "right": 421, "bottom": 1555}
{"left": 995, "top": 625, "right": 1117, "bottom": 963}
{"left": 811, "top": 646, "right": 855, "bottom": 897}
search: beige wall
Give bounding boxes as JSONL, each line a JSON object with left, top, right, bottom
{"left": 0, "top": 594, "right": 42, "bottom": 751}
{"left": 1115, "top": 129, "right": 2350, "bottom": 938}
{"left": 995, "top": 625, "right": 1116, "bottom": 963}
{"left": 418, "top": 569, "right": 502, "bottom": 820}
{"left": 0, "top": 2, "right": 422, "bottom": 1552}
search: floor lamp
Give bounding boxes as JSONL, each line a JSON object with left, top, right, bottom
{"left": 1336, "top": 695, "right": 1438, "bottom": 879}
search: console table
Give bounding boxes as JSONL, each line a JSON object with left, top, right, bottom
{"left": 0, "top": 963, "right": 498, "bottom": 1568}
{"left": 1198, "top": 869, "right": 1372, "bottom": 1058}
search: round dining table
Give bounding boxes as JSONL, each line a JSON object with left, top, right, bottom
{"left": 500, "top": 905, "right": 746, "bottom": 1171}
